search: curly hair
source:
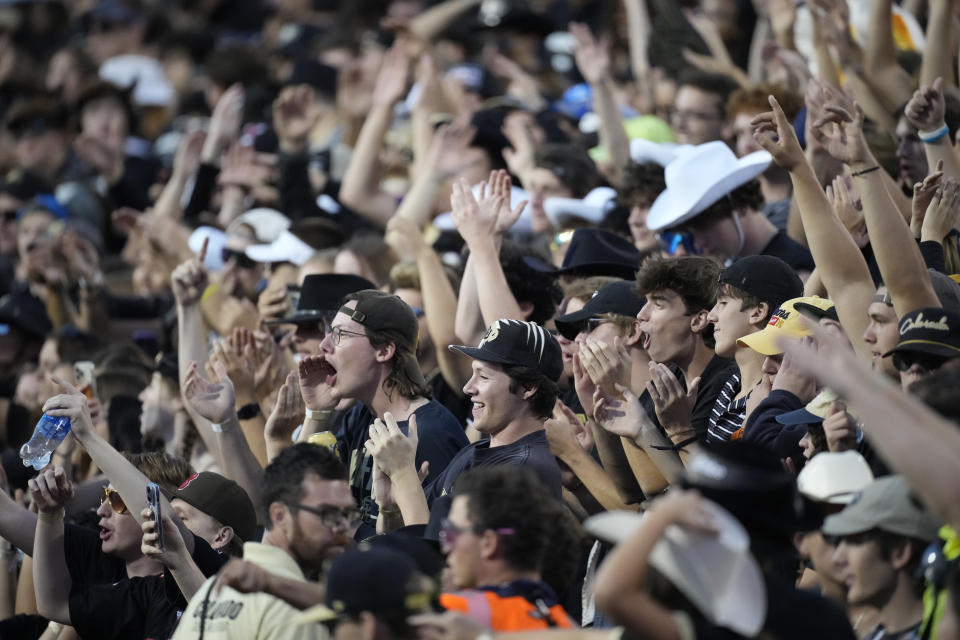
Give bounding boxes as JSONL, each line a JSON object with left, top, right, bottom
{"left": 261, "top": 443, "right": 347, "bottom": 529}
{"left": 452, "top": 466, "right": 560, "bottom": 574}
{"left": 616, "top": 162, "right": 666, "bottom": 210}
{"left": 726, "top": 84, "right": 803, "bottom": 121}
{"left": 636, "top": 256, "right": 721, "bottom": 314}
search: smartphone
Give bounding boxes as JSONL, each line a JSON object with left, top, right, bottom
{"left": 74, "top": 361, "right": 96, "bottom": 399}
{"left": 146, "top": 483, "right": 164, "bottom": 551}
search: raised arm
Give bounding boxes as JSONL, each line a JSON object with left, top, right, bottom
{"left": 182, "top": 360, "right": 264, "bottom": 517}
{"left": 338, "top": 46, "right": 410, "bottom": 227}
{"left": 366, "top": 413, "right": 430, "bottom": 528}
{"left": 172, "top": 242, "right": 220, "bottom": 458}
{"left": 570, "top": 22, "right": 630, "bottom": 183}
{"left": 29, "top": 467, "right": 75, "bottom": 625}
{"left": 920, "top": 0, "right": 956, "bottom": 88}
{"left": 904, "top": 78, "right": 960, "bottom": 182}
{"left": 386, "top": 216, "right": 473, "bottom": 391}
{"left": 809, "top": 103, "right": 939, "bottom": 316}
{"left": 751, "top": 96, "right": 875, "bottom": 361}
{"left": 862, "top": 0, "right": 914, "bottom": 110}
{"left": 43, "top": 380, "right": 196, "bottom": 554}
{"left": 264, "top": 372, "right": 305, "bottom": 463}
{"left": 451, "top": 174, "right": 528, "bottom": 327}
{"left": 140, "top": 509, "right": 206, "bottom": 601}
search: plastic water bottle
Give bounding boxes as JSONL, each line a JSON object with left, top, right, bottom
{"left": 20, "top": 415, "right": 72, "bottom": 470}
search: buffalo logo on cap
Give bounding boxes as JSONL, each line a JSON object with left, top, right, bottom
{"left": 478, "top": 323, "right": 501, "bottom": 349}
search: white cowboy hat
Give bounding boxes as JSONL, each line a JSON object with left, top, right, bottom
{"left": 585, "top": 498, "right": 767, "bottom": 637}
{"left": 647, "top": 141, "right": 772, "bottom": 231}
{"left": 543, "top": 186, "right": 617, "bottom": 228}
{"left": 245, "top": 230, "right": 316, "bottom": 266}
{"left": 629, "top": 139, "right": 692, "bottom": 166}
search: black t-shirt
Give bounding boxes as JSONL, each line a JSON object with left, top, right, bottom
{"left": 336, "top": 400, "right": 469, "bottom": 531}
{"left": 0, "top": 614, "right": 49, "bottom": 640}
{"left": 67, "top": 534, "right": 225, "bottom": 640}
{"left": 688, "top": 356, "right": 738, "bottom": 441}
{"left": 761, "top": 231, "right": 815, "bottom": 274}
{"left": 427, "top": 370, "right": 473, "bottom": 426}
{"left": 424, "top": 430, "right": 562, "bottom": 505}
{"left": 669, "top": 574, "right": 856, "bottom": 640}
{"left": 64, "top": 524, "right": 127, "bottom": 587}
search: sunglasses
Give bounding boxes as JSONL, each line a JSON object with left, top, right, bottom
{"left": 662, "top": 232, "right": 698, "bottom": 255}
{"left": 891, "top": 351, "right": 956, "bottom": 373}
{"left": 221, "top": 248, "right": 258, "bottom": 269}
{"left": 100, "top": 487, "right": 129, "bottom": 515}
{"left": 438, "top": 518, "right": 514, "bottom": 551}
{"left": 410, "top": 306, "right": 425, "bottom": 318}
{"left": 1, "top": 210, "right": 16, "bottom": 222}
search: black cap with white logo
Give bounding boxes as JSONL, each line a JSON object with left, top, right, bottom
{"left": 449, "top": 319, "right": 564, "bottom": 381}
{"left": 554, "top": 280, "right": 645, "bottom": 340}
{"left": 883, "top": 307, "right": 960, "bottom": 360}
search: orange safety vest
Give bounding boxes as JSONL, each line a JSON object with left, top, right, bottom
{"left": 440, "top": 589, "right": 574, "bottom": 631}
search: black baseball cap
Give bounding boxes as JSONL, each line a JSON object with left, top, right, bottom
{"left": 277, "top": 274, "right": 375, "bottom": 325}
{"left": 882, "top": 307, "right": 960, "bottom": 362}
{"left": 719, "top": 255, "right": 803, "bottom": 311}
{"left": 296, "top": 545, "right": 431, "bottom": 624}
{"left": 523, "top": 228, "right": 641, "bottom": 280}
{"left": 171, "top": 472, "right": 258, "bottom": 543}
{"left": 554, "top": 280, "right": 645, "bottom": 340}
{"left": 449, "top": 319, "right": 564, "bottom": 381}
{"left": 0, "top": 288, "right": 52, "bottom": 339}
{"left": 339, "top": 290, "right": 426, "bottom": 388}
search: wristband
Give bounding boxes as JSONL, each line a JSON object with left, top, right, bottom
{"left": 851, "top": 165, "right": 881, "bottom": 178}
{"left": 305, "top": 408, "right": 333, "bottom": 423}
{"left": 237, "top": 403, "right": 261, "bottom": 420}
{"left": 211, "top": 415, "right": 240, "bottom": 433}
{"left": 38, "top": 509, "right": 65, "bottom": 524}
{"left": 201, "top": 283, "right": 220, "bottom": 302}
{"left": 919, "top": 123, "right": 950, "bottom": 144}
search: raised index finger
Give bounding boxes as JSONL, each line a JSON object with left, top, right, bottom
{"left": 50, "top": 375, "right": 81, "bottom": 396}
{"left": 199, "top": 236, "right": 209, "bottom": 263}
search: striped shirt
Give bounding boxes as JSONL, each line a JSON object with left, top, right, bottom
{"left": 706, "top": 372, "right": 747, "bottom": 442}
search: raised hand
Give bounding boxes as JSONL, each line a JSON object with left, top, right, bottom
{"left": 214, "top": 557, "right": 271, "bottom": 596}
{"left": 264, "top": 371, "right": 304, "bottom": 443}
{"left": 922, "top": 176, "right": 960, "bottom": 242}
{"left": 911, "top": 160, "right": 945, "bottom": 237}
{"left": 648, "top": 489, "right": 718, "bottom": 534}
{"left": 297, "top": 354, "right": 338, "bottom": 412}
{"left": 272, "top": 85, "right": 324, "bottom": 153}
{"left": 450, "top": 177, "right": 498, "bottom": 246}
{"left": 256, "top": 285, "right": 291, "bottom": 323}
{"left": 488, "top": 169, "right": 527, "bottom": 236}
{"left": 904, "top": 77, "right": 947, "bottom": 133}
{"left": 172, "top": 130, "right": 206, "bottom": 181}
{"left": 751, "top": 95, "right": 807, "bottom": 171}
{"left": 27, "top": 466, "right": 74, "bottom": 514}
{"left": 809, "top": 102, "right": 873, "bottom": 167}
{"left": 217, "top": 330, "right": 258, "bottom": 404}
{"left": 372, "top": 44, "right": 411, "bottom": 108}
{"left": 171, "top": 237, "right": 210, "bottom": 307}
{"left": 826, "top": 172, "right": 868, "bottom": 248}
{"left": 42, "top": 376, "right": 94, "bottom": 437}
{"left": 183, "top": 360, "right": 236, "bottom": 425}
{"left": 365, "top": 412, "right": 424, "bottom": 478}
{"left": 647, "top": 363, "right": 698, "bottom": 434}
{"left": 204, "top": 83, "right": 244, "bottom": 162}
{"left": 572, "top": 352, "right": 598, "bottom": 418}
{"left": 385, "top": 215, "right": 427, "bottom": 263}
{"left": 569, "top": 21, "right": 610, "bottom": 85}
{"left": 501, "top": 116, "right": 536, "bottom": 181}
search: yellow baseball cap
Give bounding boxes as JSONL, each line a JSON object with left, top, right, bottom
{"left": 736, "top": 296, "right": 835, "bottom": 356}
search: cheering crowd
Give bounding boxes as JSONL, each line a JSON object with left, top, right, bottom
{"left": 1, "top": 0, "right": 960, "bottom": 638}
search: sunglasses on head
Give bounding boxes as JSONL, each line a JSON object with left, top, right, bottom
{"left": 100, "top": 487, "right": 129, "bottom": 515}
{"left": 891, "top": 351, "right": 956, "bottom": 373}
{"left": 221, "top": 248, "right": 258, "bottom": 269}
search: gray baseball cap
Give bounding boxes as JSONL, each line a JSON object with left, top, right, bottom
{"left": 822, "top": 475, "right": 941, "bottom": 541}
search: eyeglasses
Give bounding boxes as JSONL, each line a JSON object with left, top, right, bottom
{"left": 438, "top": 518, "right": 515, "bottom": 551}
{"left": 288, "top": 503, "right": 362, "bottom": 528}
{"left": 221, "top": 248, "right": 258, "bottom": 269}
{"left": 328, "top": 326, "right": 368, "bottom": 346}
{"left": 410, "top": 306, "right": 425, "bottom": 318}
{"left": 100, "top": 487, "right": 129, "bottom": 515}
{"left": 891, "top": 351, "right": 956, "bottom": 373}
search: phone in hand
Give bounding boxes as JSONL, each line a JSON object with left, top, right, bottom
{"left": 74, "top": 361, "right": 96, "bottom": 399}
{"left": 146, "top": 483, "right": 164, "bottom": 551}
